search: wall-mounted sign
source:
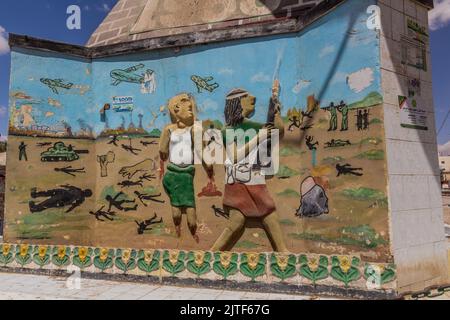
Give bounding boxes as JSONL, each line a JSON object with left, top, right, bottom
{"left": 398, "top": 95, "right": 428, "bottom": 131}
{"left": 401, "top": 37, "right": 427, "bottom": 71}
{"left": 112, "top": 96, "right": 134, "bottom": 112}
{"left": 400, "top": 18, "right": 428, "bottom": 71}
{"left": 406, "top": 18, "right": 429, "bottom": 45}
{"left": 407, "top": 78, "right": 421, "bottom": 98}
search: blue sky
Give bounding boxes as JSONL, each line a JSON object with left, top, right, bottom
{"left": 0, "top": 0, "right": 118, "bottom": 140}
{"left": 0, "top": 0, "right": 449, "bottom": 146}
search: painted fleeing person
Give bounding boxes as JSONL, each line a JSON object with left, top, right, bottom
{"left": 159, "top": 93, "right": 214, "bottom": 243}
{"left": 288, "top": 115, "right": 301, "bottom": 132}
{"left": 108, "top": 135, "right": 119, "bottom": 147}
{"left": 135, "top": 214, "right": 163, "bottom": 235}
{"left": 337, "top": 101, "right": 349, "bottom": 131}
{"left": 325, "top": 139, "right": 351, "bottom": 148}
{"left": 89, "top": 206, "right": 116, "bottom": 222}
{"left": 54, "top": 166, "right": 86, "bottom": 177}
{"left": 336, "top": 163, "right": 363, "bottom": 177}
{"left": 29, "top": 185, "right": 92, "bottom": 213}
{"left": 19, "top": 141, "right": 28, "bottom": 161}
{"left": 305, "top": 136, "right": 319, "bottom": 150}
{"left": 105, "top": 192, "right": 138, "bottom": 212}
{"left": 121, "top": 139, "right": 141, "bottom": 155}
{"left": 305, "top": 135, "right": 319, "bottom": 167}
{"left": 134, "top": 191, "right": 165, "bottom": 206}
{"left": 326, "top": 102, "right": 338, "bottom": 131}
{"left": 211, "top": 81, "right": 288, "bottom": 253}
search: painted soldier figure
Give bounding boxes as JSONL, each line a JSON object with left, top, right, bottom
{"left": 19, "top": 141, "right": 28, "bottom": 161}
{"left": 337, "top": 101, "right": 349, "bottom": 131}
{"left": 327, "top": 102, "right": 338, "bottom": 131}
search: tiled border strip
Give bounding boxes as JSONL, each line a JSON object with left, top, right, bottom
{"left": 0, "top": 244, "right": 398, "bottom": 299}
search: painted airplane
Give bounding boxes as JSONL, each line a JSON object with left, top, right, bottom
{"left": 110, "top": 64, "right": 154, "bottom": 86}
{"left": 40, "top": 78, "right": 74, "bottom": 94}
{"left": 191, "top": 75, "right": 219, "bottom": 93}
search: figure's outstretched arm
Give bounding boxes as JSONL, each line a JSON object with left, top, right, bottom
{"left": 272, "top": 80, "right": 285, "bottom": 139}
{"left": 159, "top": 126, "right": 171, "bottom": 179}
{"left": 193, "top": 124, "right": 215, "bottom": 181}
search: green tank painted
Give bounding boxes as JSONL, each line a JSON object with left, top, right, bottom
{"left": 40, "top": 142, "right": 79, "bottom": 162}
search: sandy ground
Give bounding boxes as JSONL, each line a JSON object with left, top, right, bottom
{"left": 0, "top": 272, "right": 338, "bottom": 300}
{"left": 0, "top": 271, "right": 449, "bottom": 300}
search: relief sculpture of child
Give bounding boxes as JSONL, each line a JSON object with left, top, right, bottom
{"left": 159, "top": 93, "right": 213, "bottom": 243}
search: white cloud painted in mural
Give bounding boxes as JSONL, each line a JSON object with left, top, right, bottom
{"left": 319, "top": 45, "right": 335, "bottom": 58}
{"left": 218, "top": 68, "right": 234, "bottom": 76}
{"left": 292, "top": 80, "right": 311, "bottom": 94}
{"left": 429, "top": 0, "right": 450, "bottom": 31}
{"left": 0, "top": 25, "right": 10, "bottom": 55}
{"left": 347, "top": 68, "right": 374, "bottom": 93}
{"left": 251, "top": 72, "right": 271, "bottom": 83}
{"left": 199, "top": 98, "right": 219, "bottom": 113}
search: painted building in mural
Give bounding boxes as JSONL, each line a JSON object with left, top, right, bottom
{"left": 1, "top": 0, "right": 447, "bottom": 297}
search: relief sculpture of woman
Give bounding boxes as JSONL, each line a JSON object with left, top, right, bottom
{"left": 211, "top": 80, "right": 289, "bottom": 252}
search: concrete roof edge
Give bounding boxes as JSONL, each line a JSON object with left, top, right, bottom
{"left": 10, "top": 0, "right": 433, "bottom": 59}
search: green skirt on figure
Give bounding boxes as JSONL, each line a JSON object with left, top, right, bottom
{"left": 163, "top": 163, "right": 196, "bottom": 208}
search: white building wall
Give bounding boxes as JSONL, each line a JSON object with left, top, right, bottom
{"left": 378, "top": 0, "right": 449, "bottom": 293}
{"left": 439, "top": 156, "right": 450, "bottom": 172}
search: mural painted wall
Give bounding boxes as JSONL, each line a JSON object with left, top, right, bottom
{"left": 4, "top": 0, "right": 391, "bottom": 262}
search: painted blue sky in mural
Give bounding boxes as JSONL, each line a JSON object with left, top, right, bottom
{"left": 0, "top": 0, "right": 449, "bottom": 144}
{"left": 9, "top": 49, "right": 92, "bottom": 134}
{"left": 6, "top": 0, "right": 382, "bottom": 136}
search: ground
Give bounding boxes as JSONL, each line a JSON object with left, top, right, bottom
{"left": 0, "top": 272, "right": 334, "bottom": 300}
{"left": 0, "top": 270, "right": 449, "bottom": 300}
